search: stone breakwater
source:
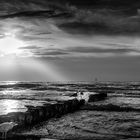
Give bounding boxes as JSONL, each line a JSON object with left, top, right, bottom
{"left": 0, "top": 92, "right": 107, "bottom": 138}
{"left": 0, "top": 99, "right": 84, "bottom": 126}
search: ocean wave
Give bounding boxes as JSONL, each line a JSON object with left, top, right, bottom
{"left": 81, "top": 104, "right": 140, "bottom": 112}
{"left": 0, "top": 82, "right": 42, "bottom": 90}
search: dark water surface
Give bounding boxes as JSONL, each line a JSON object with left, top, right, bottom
{"left": 0, "top": 81, "right": 140, "bottom": 140}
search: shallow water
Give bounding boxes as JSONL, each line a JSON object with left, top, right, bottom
{"left": 0, "top": 81, "right": 140, "bottom": 139}
{"left": 0, "top": 82, "right": 76, "bottom": 115}
{"left": 91, "top": 96, "right": 140, "bottom": 109}
{"left": 18, "top": 110, "right": 140, "bottom": 139}
{"left": 0, "top": 99, "right": 48, "bottom": 115}
{"left": 43, "top": 110, "right": 140, "bottom": 139}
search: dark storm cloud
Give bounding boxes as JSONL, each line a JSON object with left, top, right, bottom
{"left": 19, "top": 46, "right": 41, "bottom": 50}
{"left": 1, "top": 0, "right": 140, "bottom": 35}
{"left": 19, "top": 35, "right": 53, "bottom": 41}
{"left": 33, "top": 50, "right": 68, "bottom": 56}
{"left": 67, "top": 46, "right": 138, "bottom": 54}
{"left": 0, "top": 0, "right": 140, "bottom": 58}
{"left": 102, "top": 43, "right": 133, "bottom": 48}
{"left": 0, "top": 0, "right": 140, "bottom": 82}
{"left": 0, "top": 0, "right": 68, "bottom": 14}
{"left": 0, "top": 0, "right": 73, "bottom": 19}
{"left": 57, "top": 8, "right": 140, "bottom": 35}
{"left": 0, "top": 10, "right": 73, "bottom": 20}
{"left": 64, "top": 0, "right": 139, "bottom": 9}
{"left": 23, "top": 45, "right": 140, "bottom": 58}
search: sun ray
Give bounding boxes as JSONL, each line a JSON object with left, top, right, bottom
{"left": 0, "top": 32, "right": 67, "bottom": 81}
{"left": 0, "top": 57, "right": 67, "bottom": 81}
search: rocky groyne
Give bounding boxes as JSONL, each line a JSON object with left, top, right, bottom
{"left": 0, "top": 91, "right": 107, "bottom": 139}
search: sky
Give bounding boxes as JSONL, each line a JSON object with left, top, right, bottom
{"left": 0, "top": 0, "right": 140, "bottom": 82}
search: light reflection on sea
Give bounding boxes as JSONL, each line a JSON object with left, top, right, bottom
{"left": 0, "top": 99, "right": 47, "bottom": 115}
{"left": 0, "top": 81, "right": 75, "bottom": 115}
{"left": 0, "top": 81, "right": 140, "bottom": 139}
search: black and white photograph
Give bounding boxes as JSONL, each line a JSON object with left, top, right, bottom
{"left": 0, "top": 0, "right": 140, "bottom": 140}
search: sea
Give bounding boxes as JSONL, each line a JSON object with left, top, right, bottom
{"left": 0, "top": 81, "right": 140, "bottom": 140}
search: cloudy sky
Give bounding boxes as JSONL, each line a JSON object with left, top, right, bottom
{"left": 0, "top": 0, "right": 140, "bottom": 81}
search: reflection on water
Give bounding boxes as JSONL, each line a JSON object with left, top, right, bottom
{"left": 112, "top": 97, "right": 140, "bottom": 108}
{"left": 1, "top": 100, "right": 20, "bottom": 115}
{"left": 0, "top": 81, "right": 19, "bottom": 85}
{"left": 92, "top": 97, "right": 140, "bottom": 109}
{"left": 2, "top": 90, "right": 26, "bottom": 95}
{"left": 0, "top": 81, "right": 140, "bottom": 139}
{"left": 0, "top": 99, "right": 47, "bottom": 115}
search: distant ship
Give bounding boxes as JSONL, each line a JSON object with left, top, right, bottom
{"left": 94, "top": 77, "right": 98, "bottom": 83}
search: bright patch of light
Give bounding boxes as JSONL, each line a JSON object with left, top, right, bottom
{"left": 0, "top": 32, "right": 68, "bottom": 81}
{"left": 0, "top": 33, "right": 25, "bottom": 56}
{"left": 0, "top": 100, "right": 19, "bottom": 115}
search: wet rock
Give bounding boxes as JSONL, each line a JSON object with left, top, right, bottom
{"left": 25, "top": 112, "right": 33, "bottom": 126}
{"left": 88, "top": 92, "right": 107, "bottom": 102}
{"left": 70, "top": 92, "right": 77, "bottom": 97}
{"left": 45, "top": 104, "right": 55, "bottom": 119}
{"left": 37, "top": 107, "right": 44, "bottom": 119}
{"left": 29, "top": 108, "right": 40, "bottom": 124}
{"left": 16, "top": 113, "right": 25, "bottom": 125}
{"left": 79, "top": 91, "right": 107, "bottom": 102}
{"left": 0, "top": 97, "right": 86, "bottom": 128}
